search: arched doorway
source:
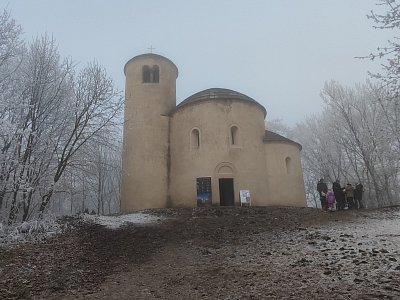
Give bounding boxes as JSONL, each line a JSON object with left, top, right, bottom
{"left": 219, "top": 178, "right": 234, "bottom": 206}
{"left": 215, "top": 163, "right": 236, "bottom": 206}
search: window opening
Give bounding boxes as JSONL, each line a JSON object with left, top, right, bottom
{"left": 142, "top": 65, "right": 151, "bottom": 82}
{"left": 285, "top": 157, "right": 292, "bottom": 174}
{"left": 231, "top": 126, "right": 238, "bottom": 145}
{"left": 142, "top": 65, "right": 159, "bottom": 83}
{"left": 191, "top": 129, "right": 200, "bottom": 149}
{"left": 152, "top": 65, "right": 159, "bottom": 83}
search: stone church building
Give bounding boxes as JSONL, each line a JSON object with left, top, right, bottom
{"left": 120, "top": 53, "right": 306, "bottom": 212}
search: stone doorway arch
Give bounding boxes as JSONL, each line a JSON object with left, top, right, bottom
{"left": 214, "top": 162, "right": 236, "bottom": 206}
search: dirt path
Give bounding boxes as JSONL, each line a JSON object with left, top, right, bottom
{"left": 1, "top": 207, "right": 400, "bottom": 299}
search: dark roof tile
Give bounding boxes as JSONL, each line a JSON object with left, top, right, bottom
{"left": 263, "top": 130, "right": 302, "bottom": 150}
{"left": 172, "top": 88, "right": 266, "bottom": 117}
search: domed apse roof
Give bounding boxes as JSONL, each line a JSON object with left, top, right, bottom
{"left": 263, "top": 130, "right": 302, "bottom": 150}
{"left": 174, "top": 88, "right": 267, "bottom": 117}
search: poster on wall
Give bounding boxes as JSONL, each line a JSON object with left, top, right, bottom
{"left": 240, "top": 189, "right": 251, "bottom": 206}
{"left": 196, "top": 177, "right": 212, "bottom": 206}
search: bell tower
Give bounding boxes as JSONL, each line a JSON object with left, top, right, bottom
{"left": 120, "top": 53, "right": 178, "bottom": 211}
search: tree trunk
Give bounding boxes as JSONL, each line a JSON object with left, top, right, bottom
{"left": 39, "top": 188, "right": 54, "bottom": 219}
{"left": 8, "top": 189, "right": 19, "bottom": 225}
{"left": 22, "top": 190, "right": 34, "bottom": 222}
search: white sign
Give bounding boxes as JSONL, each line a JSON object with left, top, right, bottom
{"left": 240, "top": 190, "right": 251, "bottom": 205}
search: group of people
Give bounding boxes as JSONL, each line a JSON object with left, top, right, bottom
{"left": 317, "top": 178, "right": 364, "bottom": 211}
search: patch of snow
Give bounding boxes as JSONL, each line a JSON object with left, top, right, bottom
{"left": 335, "top": 210, "right": 400, "bottom": 236}
{"left": 83, "top": 213, "right": 163, "bottom": 229}
{"left": 0, "top": 217, "right": 63, "bottom": 248}
{"left": 304, "top": 210, "right": 400, "bottom": 254}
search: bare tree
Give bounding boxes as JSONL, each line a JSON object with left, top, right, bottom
{"left": 3, "top": 35, "right": 72, "bottom": 224}
{"left": 0, "top": 9, "right": 22, "bottom": 82}
{"left": 38, "top": 62, "right": 123, "bottom": 217}
{"left": 294, "top": 80, "right": 400, "bottom": 208}
{"left": 367, "top": 0, "right": 400, "bottom": 94}
{"left": 0, "top": 9, "right": 23, "bottom": 214}
{"left": 0, "top": 10, "right": 123, "bottom": 223}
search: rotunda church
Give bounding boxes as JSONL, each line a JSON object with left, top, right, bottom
{"left": 120, "top": 53, "right": 306, "bottom": 212}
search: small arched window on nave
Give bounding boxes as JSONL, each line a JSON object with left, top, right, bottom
{"left": 191, "top": 128, "right": 200, "bottom": 149}
{"left": 142, "top": 65, "right": 159, "bottom": 83}
{"left": 230, "top": 125, "right": 239, "bottom": 146}
{"left": 285, "top": 157, "right": 292, "bottom": 175}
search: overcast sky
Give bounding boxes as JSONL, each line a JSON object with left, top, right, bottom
{"left": 1, "top": 0, "right": 395, "bottom": 125}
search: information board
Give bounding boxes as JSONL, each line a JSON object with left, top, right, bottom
{"left": 240, "top": 189, "right": 251, "bottom": 206}
{"left": 196, "top": 177, "right": 212, "bottom": 206}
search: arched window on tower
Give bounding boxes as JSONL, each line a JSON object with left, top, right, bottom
{"left": 191, "top": 128, "right": 200, "bottom": 149}
{"left": 230, "top": 126, "right": 239, "bottom": 146}
{"left": 142, "top": 65, "right": 151, "bottom": 82}
{"left": 142, "top": 65, "right": 159, "bottom": 83}
{"left": 151, "top": 65, "right": 159, "bottom": 83}
{"left": 285, "top": 157, "right": 292, "bottom": 175}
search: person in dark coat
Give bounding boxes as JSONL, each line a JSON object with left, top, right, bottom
{"left": 317, "top": 178, "right": 328, "bottom": 210}
{"left": 332, "top": 179, "right": 345, "bottom": 210}
{"left": 354, "top": 182, "right": 364, "bottom": 209}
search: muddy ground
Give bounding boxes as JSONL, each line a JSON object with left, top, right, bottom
{"left": 0, "top": 206, "right": 400, "bottom": 300}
